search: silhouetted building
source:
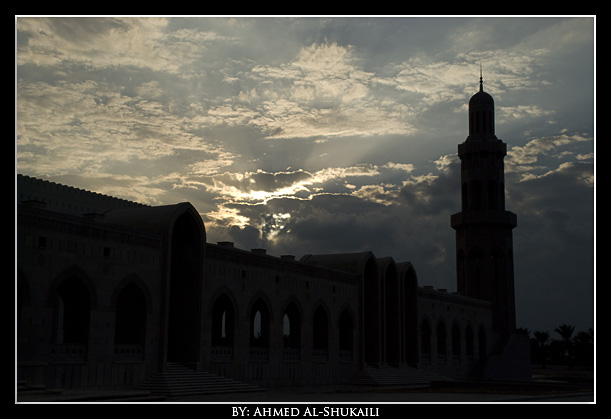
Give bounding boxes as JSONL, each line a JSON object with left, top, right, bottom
{"left": 16, "top": 78, "right": 530, "bottom": 396}
{"left": 451, "top": 75, "right": 528, "bottom": 379}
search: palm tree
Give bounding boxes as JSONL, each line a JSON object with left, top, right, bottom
{"left": 534, "top": 331, "right": 550, "bottom": 368}
{"left": 554, "top": 324, "right": 575, "bottom": 369}
{"left": 573, "top": 327, "right": 594, "bottom": 368}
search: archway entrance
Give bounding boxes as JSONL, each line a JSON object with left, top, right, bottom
{"left": 167, "top": 212, "right": 204, "bottom": 363}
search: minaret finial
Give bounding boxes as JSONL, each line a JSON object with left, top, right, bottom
{"left": 479, "top": 62, "right": 483, "bottom": 92}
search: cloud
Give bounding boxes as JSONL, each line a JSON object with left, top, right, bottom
{"left": 17, "top": 17, "right": 177, "bottom": 72}
{"left": 243, "top": 42, "right": 417, "bottom": 140}
{"left": 506, "top": 131, "right": 593, "bottom": 180}
{"left": 508, "top": 160, "right": 594, "bottom": 332}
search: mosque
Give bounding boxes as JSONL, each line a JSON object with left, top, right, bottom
{"left": 16, "top": 77, "right": 531, "bottom": 397}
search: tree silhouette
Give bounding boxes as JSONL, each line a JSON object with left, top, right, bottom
{"left": 573, "top": 327, "right": 594, "bottom": 368}
{"left": 533, "top": 330, "right": 550, "bottom": 369}
{"left": 554, "top": 324, "right": 575, "bottom": 369}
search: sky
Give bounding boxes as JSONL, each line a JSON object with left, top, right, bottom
{"left": 15, "top": 16, "right": 595, "bottom": 336}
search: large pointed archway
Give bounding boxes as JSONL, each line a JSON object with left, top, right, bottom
{"left": 167, "top": 209, "right": 205, "bottom": 364}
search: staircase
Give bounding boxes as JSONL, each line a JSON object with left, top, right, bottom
{"left": 136, "top": 363, "right": 265, "bottom": 399}
{"left": 349, "top": 364, "right": 453, "bottom": 387}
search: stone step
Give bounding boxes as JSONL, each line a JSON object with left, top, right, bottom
{"left": 349, "top": 365, "right": 452, "bottom": 387}
{"left": 136, "top": 363, "right": 264, "bottom": 398}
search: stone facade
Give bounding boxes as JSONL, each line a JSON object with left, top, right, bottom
{"left": 15, "top": 173, "right": 527, "bottom": 390}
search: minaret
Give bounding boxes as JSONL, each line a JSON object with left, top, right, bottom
{"left": 451, "top": 74, "right": 518, "bottom": 340}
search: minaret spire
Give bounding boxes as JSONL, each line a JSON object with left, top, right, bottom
{"left": 479, "top": 62, "right": 483, "bottom": 92}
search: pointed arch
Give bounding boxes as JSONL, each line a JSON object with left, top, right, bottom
{"left": 362, "top": 254, "right": 381, "bottom": 365}
{"left": 379, "top": 257, "right": 401, "bottom": 365}
{"left": 248, "top": 293, "right": 272, "bottom": 362}
{"left": 300, "top": 251, "right": 380, "bottom": 365}
{"left": 110, "top": 274, "right": 153, "bottom": 312}
{"left": 47, "top": 268, "right": 94, "bottom": 362}
{"left": 211, "top": 292, "right": 236, "bottom": 346}
{"left": 167, "top": 209, "right": 204, "bottom": 363}
{"left": 47, "top": 265, "right": 98, "bottom": 310}
{"left": 281, "top": 298, "right": 302, "bottom": 362}
{"left": 102, "top": 202, "right": 206, "bottom": 364}
{"left": 281, "top": 298, "right": 302, "bottom": 350}
{"left": 398, "top": 262, "right": 419, "bottom": 366}
{"left": 112, "top": 280, "right": 148, "bottom": 360}
{"left": 114, "top": 281, "right": 147, "bottom": 345}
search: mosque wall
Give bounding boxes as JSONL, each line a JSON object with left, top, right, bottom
{"left": 17, "top": 202, "right": 165, "bottom": 389}
{"left": 16, "top": 174, "right": 506, "bottom": 390}
{"left": 417, "top": 286, "right": 493, "bottom": 379}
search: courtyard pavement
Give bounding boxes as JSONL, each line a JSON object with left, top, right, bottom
{"left": 17, "top": 383, "right": 594, "bottom": 404}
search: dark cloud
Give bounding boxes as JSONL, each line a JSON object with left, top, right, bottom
{"left": 228, "top": 224, "right": 262, "bottom": 250}
{"left": 508, "top": 162, "right": 594, "bottom": 333}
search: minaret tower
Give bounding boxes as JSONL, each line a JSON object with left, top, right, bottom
{"left": 451, "top": 73, "right": 518, "bottom": 340}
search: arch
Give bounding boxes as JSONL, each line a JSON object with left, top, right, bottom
{"left": 279, "top": 298, "right": 301, "bottom": 362}
{"left": 47, "top": 265, "right": 98, "bottom": 310}
{"left": 299, "top": 251, "right": 380, "bottom": 365}
{"left": 362, "top": 255, "right": 381, "bottom": 365}
{"left": 114, "top": 282, "right": 147, "bottom": 345}
{"left": 379, "top": 258, "right": 401, "bottom": 365}
{"left": 399, "top": 262, "right": 419, "bottom": 365}
{"left": 282, "top": 299, "right": 302, "bottom": 350}
{"left": 211, "top": 292, "right": 236, "bottom": 349}
{"left": 207, "top": 287, "right": 239, "bottom": 318}
{"left": 105, "top": 203, "right": 206, "bottom": 364}
{"left": 110, "top": 274, "right": 153, "bottom": 313}
{"left": 167, "top": 209, "right": 205, "bottom": 363}
{"left": 54, "top": 275, "right": 92, "bottom": 345}
{"left": 249, "top": 295, "right": 272, "bottom": 352}
{"left": 338, "top": 307, "right": 354, "bottom": 352}
{"left": 247, "top": 292, "right": 274, "bottom": 322}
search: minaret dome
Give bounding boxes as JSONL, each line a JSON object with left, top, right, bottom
{"left": 467, "top": 74, "right": 496, "bottom": 141}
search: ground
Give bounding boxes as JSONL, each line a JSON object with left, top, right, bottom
{"left": 16, "top": 364, "right": 595, "bottom": 403}
{"left": 370, "top": 364, "right": 594, "bottom": 396}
